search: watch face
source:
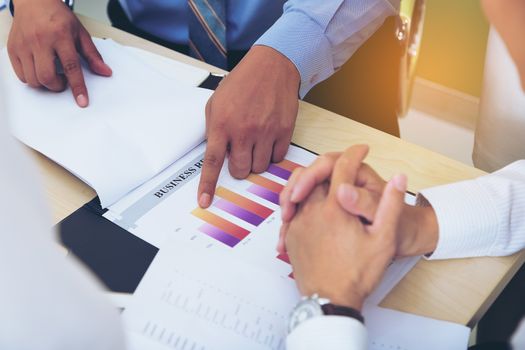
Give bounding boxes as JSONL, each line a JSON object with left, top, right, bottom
{"left": 288, "top": 299, "right": 324, "bottom": 333}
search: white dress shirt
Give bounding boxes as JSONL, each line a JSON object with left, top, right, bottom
{"left": 0, "top": 100, "right": 125, "bottom": 349}
{"left": 420, "top": 160, "right": 525, "bottom": 349}
{"left": 474, "top": 28, "right": 525, "bottom": 172}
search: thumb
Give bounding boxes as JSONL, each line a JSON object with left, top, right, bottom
{"left": 337, "top": 183, "right": 379, "bottom": 223}
{"left": 370, "top": 174, "right": 407, "bottom": 239}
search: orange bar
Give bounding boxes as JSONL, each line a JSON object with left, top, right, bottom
{"left": 192, "top": 208, "right": 250, "bottom": 240}
{"left": 247, "top": 174, "right": 284, "bottom": 193}
{"left": 215, "top": 187, "right": 273, "bottom": 218}
{"left": 275, "top": 159, "right": 303, "bottom": 172}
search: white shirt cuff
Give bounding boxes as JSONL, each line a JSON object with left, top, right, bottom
{"left": 287, "top": 316, "right": 367, "bottom": 350}
{"left": 418, "top": 180, "right": 500, "bottom": 260}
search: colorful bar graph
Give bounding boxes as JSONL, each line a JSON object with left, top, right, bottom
{"left": 275, "top": 159, "right": 302, "bottom": 172}
{"left": 199, "top": 223, "right": 240, "bottom": 247}
{"left": 247, "top": 184, "right": 280, "bottom": 205}
{"left": 215, "top": 199, "right": 265, "bottom": 226}
{"left": 277, "top": 253, "right": 291, "bottom": 264}
{"left": 215, "top": 187, "right": 273, "bottom": 218}
{"left": 247, "top": 174, "right": 284, "bottom": 193}
{"left": 192, "top": 208, "right": 250, "bottom": 241}
{"left": 266, "top": 164, "right": 292, "bottom": 180}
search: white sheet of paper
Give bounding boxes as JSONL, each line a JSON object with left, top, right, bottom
{"left": 365, "top": 306, "right": 470, "bottom": 350}
{"left": 121, "top": 234, "right": 466, "bottom": 350}
{"left": 0, "top": 38, "right": 212, "bottom": 207}
{"left": 123, "top": 45, "right": 210, "bottom": 86}
{"left": 102, "top": 144, "right": 418, "bottom": 300}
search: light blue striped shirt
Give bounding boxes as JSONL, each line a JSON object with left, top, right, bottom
{"left": 120, "top": 0, "right": 398, "bottom": 96}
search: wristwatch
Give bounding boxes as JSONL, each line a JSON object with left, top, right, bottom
{"left": 10, "top": 0, "right": 74, "bottom": 16}
{"left": 288, "top": 294, "right": 365, "bottom": 334}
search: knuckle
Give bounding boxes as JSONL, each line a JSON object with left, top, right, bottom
{"left": 204, "top": 153, "right": 222, "bottom": 168}
{"left": 239, "top": 122, "right": 257, "bottom": 137}
{"left": 62, "top": 59, "right": 81, "bottom": 75}
{"left": 252, "top": 161, "right": 268, "bottom": 174}
{"left": 38, "top": 71, "right": 56, "bottom": 86}
{"left": 27, "top": 80, "right": 41, "bottom": 88}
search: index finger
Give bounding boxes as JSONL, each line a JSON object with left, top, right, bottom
{"left": 197, "top": 134, "right": 228, "bottom": 208}
{"left": 288, "top": 152, "right": 341, "bottom": 204}
{"left": 55, "top": 43, "right": 88, "bottom": 107}
{"left": 328, "top": 144, "right": 369, "bottom": 201}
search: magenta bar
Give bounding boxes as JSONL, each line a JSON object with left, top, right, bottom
{"left": 215, "top": 199, "right": 265, "bottom": 226}
{"left": 198, "top": 223, "right": 240, "bottom": 247}
{"left": 247, "top": 184, "right": 280, "bottom": 205}
{"left": 266, "top": 164, "right": 292, "bottom": 180}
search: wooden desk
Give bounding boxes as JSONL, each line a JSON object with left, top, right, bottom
{"left": 1, "top": 11, "right": 523, "bottom": 328}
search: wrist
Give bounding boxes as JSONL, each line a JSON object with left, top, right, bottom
{"left": 400, "top": 205, "right": 438, "bottom": 256}
{"left": 418, "top": 205, "right": 439, "bottom": 255}
{"left": 251, "top": 45, "right": 300, "bottom": 93}
{"left": 304, "top": 287, "right": 364, "bottom": 312}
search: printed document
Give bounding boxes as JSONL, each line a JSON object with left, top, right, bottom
{"left": 0, "top": 38, "right": 212, "bottom": 207}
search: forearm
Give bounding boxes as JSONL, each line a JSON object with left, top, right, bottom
{"left": 419, "top": 160, "right": 525, "bottom": 260}
{"left": 255, "top": 0, "right": 399, "bottom": 97}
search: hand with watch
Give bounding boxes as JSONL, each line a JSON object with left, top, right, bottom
{"left": 7, "top": 0, "right": 112, "bottom": 108}
{"left": 283, "top": 145, "right": 407, "bottom": 334}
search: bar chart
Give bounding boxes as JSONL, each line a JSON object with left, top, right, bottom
{"left": 266, "top": 159, "right": 303, "bottom": 181}
{"left": 277, "top": 253, "right": 294, "bottom": 279}
{"left": 191, "top": 159, "right": 303, "bottom": 248}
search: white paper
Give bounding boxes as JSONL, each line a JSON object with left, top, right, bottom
{"left": 122, "top": 235, "right": 466, "bottom": 350}
{"left": 0, "top": 38, "right": 213, "bottom": 207}
{"left": 124, "top": 45, "right": 210, "bottom": 86}
{"left": 103, "top": 144, "right": 417, "bottom": 300}
{"left": 365, "top": 306, "right": 470, "bottom": 350}
{"left": 123, "top": 240, "right": 299, "bottom": 350}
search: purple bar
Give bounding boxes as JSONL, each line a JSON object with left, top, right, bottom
{"left": 214, "top": 199, "right": 265, "bottom": 226}
{"left": 247, "top": 184, "right": 280, "bottom": 205}
{"left": 198, "top": 223, "right": 240, "bottom": 247}
{"left": 267, "top": 164, "right": 292, "bottom": 180}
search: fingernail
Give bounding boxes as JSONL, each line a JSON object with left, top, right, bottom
{"left": 339, "top": 184, "right": 358, "bottom": 203}
{"left": 76, "top": 94, "right": 88, "bottom": 107}
{"left": 199, "top": 193, "right": 211, "bottom": 208}
{"left": 290, "top": 186, "right": 300, "bottom": 202}
{"left": 393, "top": 174, "right": 407, "bottom": 192}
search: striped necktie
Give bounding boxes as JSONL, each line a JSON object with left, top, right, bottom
{"left": 188, "top": 0, "right": 227, "bottom": 69}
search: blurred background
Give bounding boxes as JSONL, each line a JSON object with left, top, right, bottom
{"left": 75, "top": 0, "right": 489, "bottom": 167}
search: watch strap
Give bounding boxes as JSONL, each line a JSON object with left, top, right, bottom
{"left": 321, "top": 303, "right": 365, "bottom": 324}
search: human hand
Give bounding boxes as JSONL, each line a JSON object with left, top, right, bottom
{"left": 285, "top": 146, "right": 407, "bottom": 310}
{"left": 278, "top": 147, "right": 438, "bottom": 257}
{"left": 7, "top": 0, "right": 112, "bottom": 107}
{"left": 197, "top": 45, "right": 300, "bottom": 208}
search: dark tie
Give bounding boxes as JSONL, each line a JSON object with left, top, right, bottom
{"left": 188, "top": 0, "right": 227, "bottom": 69}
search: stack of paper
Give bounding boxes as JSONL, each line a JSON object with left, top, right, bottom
{"left": 0, "top": 38, "right": 212, "bottom": 207}
{"left": 122, "top": 235, "right": 469, "bottom": 350}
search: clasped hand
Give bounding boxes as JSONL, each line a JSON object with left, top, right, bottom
{"left": 279, "top": 145, "right": 438, "bottom": 310}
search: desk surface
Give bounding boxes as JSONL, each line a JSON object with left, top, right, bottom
{"left": 1, "top": 11, "right": 523, "bottom": 327}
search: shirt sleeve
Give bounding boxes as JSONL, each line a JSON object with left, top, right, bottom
{"left": 254, "top": 0, "right": 399, "bottom": 98}
{"left": 287, "top": 316, "right": 367, "bottom": 350}
{"left": 512, "top": 318, "right": 525, "bottom": 349}
{"left": 418, "top": 160, "right": 525, "bottom": 260}
{"left": 0, "top": 115, "right": 126, "bottom": 349}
